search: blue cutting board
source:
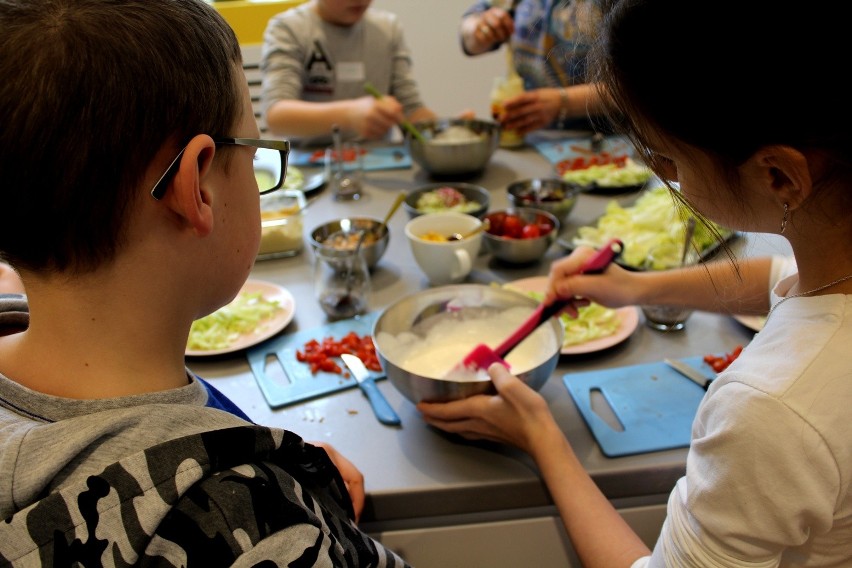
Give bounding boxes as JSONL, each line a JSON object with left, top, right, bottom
{"left": 290, "top": 145, "right": 411, "bottom": 171}
{"left": 563, "top": 357, "right": 715, "bottom": 457}
{"left": 247, "top": 312, "right": 384, "bottom": 409}
{"left": 533, "top": 135, "right": 635, "bottom": 169}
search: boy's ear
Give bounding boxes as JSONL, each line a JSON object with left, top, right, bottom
{"left": 167, "top": 134, "right": 217, "bottom": 236}
{"left": 747, "top": 145, "right": 813, "bottom": 212}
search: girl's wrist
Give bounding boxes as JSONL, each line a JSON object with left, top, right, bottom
{"left": 557, "top": 87, "right": 570, "bottom": 124}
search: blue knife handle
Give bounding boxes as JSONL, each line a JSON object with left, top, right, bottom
{"left": 360, "top": 378, "right": 401, "bottom": 425}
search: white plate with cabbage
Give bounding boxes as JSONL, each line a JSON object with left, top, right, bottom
{"left": 559, "top": 185, "right": 736, "bottom": 270}
{"left": 505, "top": 277, "right": 639, "bottom": 355}
{"left": 186, "top": 280, "right": 295, "bottom": 357}
{"left": 256, "top": 164, "right": 327, "bottom": 194}
{"left": 560, "top": 157, "right": 654, "bottom": 194}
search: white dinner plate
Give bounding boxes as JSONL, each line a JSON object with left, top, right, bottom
{"left": 506, "top": 276, "right": 639, "bottom": 355}
{"left": 282, "top": 166, "right": 327, "bottom": 194}
{"left": 732, "top": 314, "right": 766, "bottom": 332}
{"left": 185, "top": 280, "right": 295, "bottom": 357}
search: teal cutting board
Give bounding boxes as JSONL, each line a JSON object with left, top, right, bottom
{"left": 247, "top": 312, "right": 383, "bottom": 409}
{"left": 563, "top": 357, "right": 715, "bottom": 457}
{"left": 290, "top": 145, "right": 411, "bottom": 171}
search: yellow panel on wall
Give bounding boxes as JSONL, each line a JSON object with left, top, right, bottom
{"left": 209, "top": 0, "right": 306, "bottom": 45}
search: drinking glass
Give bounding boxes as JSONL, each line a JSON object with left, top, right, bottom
{"left": 325, "top": 141, "right": 364, "bottom": 201}
{"left": 640, "top": 243, "right": 697, "bottom": 332}
{"left": 313, "top": 245, "right": 370, "bottom": 320}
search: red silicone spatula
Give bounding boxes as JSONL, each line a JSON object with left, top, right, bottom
{"left": 451, "top": 238, "right": 624, "bottom": 374}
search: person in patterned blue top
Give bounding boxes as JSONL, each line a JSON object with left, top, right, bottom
{"left": 461, "top": 0, "right": 610, "bottom": 135}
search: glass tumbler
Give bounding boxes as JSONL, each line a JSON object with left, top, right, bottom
{"left": 313, "top": 245, "right": 371, "bottom": 320}
{"left": 639, "top": 243, "right": 696, "bottom": 332}
{"left": 325, "top": 141, "right": 364, "bottom": 201}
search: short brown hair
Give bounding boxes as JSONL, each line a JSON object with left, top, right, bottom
{"left": 0, "top": 0, "right": 243, "bottom": 273}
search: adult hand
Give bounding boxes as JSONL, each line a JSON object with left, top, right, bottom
{"left": 462, "top": 7, "right": 514, "bottom": 55}
{"left": 417, "top": 363, "right": 555, "bottom": 455}
{"left": 349, "top": 95, "right": 404, "bottom": 141}
{"left": 500, "top": 88, "right": 562, "bottom": 135}
{"left": 311, "top": 441, "right": 366, "bottom": 522}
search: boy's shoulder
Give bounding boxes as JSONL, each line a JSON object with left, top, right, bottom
{"left": 0, "top": 424, "right": 411, "bottom": 566}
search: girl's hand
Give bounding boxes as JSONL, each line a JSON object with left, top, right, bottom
{"left": 545, "top": 246, "right": 637, "bottom": 308}
{"left": 417, "top": 363, "right": 555, "bottom": 455}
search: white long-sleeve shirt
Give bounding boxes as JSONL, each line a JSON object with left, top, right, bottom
{"left": 635, "top": 256, "right": 852, "bottom": 567}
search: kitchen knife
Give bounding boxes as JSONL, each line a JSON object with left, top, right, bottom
{"left": 664, "top": 358, "right": 713, "bottom": 390}
{"left": 340, "top": 354, "right": 401, "bottom": 426}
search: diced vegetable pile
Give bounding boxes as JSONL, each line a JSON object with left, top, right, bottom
{"left": 704, "top": 345, "right": 743, "bottom": 373}
{"left": 296, "top": 332, "right": 382, "bottom": 375}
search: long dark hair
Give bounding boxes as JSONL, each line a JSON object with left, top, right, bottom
{"left": 592, "top": 0, "right": 852, "bottom": 187}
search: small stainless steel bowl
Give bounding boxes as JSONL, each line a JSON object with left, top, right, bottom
{"left": 403, "top": 182, "right": 490, "bottom": 219}
{"left": 482, "top": 207, "right": 560, "bottom": 264}
{"left": 506, "top": 178, "right": 582, "bottom": 226}
{"left": 405, "top": 118, "right": 500, "bottom": 178}
{"left": 309, "top": 217, "right": 390, "bottom": 269}
{"left": 372, "top": 284, "right": 563, "bottom": 404}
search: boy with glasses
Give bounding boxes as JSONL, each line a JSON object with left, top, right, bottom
{"left": 0, "top": 0, "right": 409, "bottom": 565}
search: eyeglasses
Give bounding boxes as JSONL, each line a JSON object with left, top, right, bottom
{"left": 150, "top": 137, "right": 291, "bottom": 200}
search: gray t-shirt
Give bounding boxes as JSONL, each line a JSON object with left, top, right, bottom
{"left": 261, "top": 4, "right": 426, "bottom": 146}
{"left": 0, "top": 294, "right": 411, "bottom": 566}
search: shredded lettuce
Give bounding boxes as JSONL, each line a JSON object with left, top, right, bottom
{"left": 282, "top": 166, "right": 305, "bottom": 190}
{"left": 187, "top": 291, "right": 281, "bottom": 351}
{"left": 508, "top": 288, "right": 620, "bottom": 348}
{"left": 558, "top": 303, "right": 620, "bottom": 346}
{"left": 572, "top": 185, "right": 731, "bottom": 268}
{"left": 561, "top": 158, "right": 653, "bottom": 187}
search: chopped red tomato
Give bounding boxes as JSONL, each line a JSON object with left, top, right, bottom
{"left": 295, "top": 332, "right": 382, "bottom": 376}
{"left": 555, "top": 152, "right": 631, "bottom": 175}
{"left": 521, "top": 223, "right": 541, "bottom": 239}
{"left": 703, "top": 344, "right": 743, "bottom": 373}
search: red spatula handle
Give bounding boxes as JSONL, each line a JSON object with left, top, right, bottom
{"left": 488, "top": 238, "right": 624, "bottom": 358}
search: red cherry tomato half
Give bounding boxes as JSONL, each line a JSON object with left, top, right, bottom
{"left": 502, "top": 215, "right": 524, "bottom": 239}
{"left": 521, "top": 224, "right": 541, "bottom": 239}
{"left": 486, "top": 212, "right": 505, "bottom": 235}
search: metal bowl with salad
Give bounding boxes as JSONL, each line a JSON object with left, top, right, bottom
{"left": 403, "top": 183, "right": 490, "bottom": 219}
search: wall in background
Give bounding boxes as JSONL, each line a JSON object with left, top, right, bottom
{"left": 372, "top": 0, "right": 506, "bottom": 120}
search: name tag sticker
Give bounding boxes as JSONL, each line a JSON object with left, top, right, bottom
{"left": 337, "top": 62, "right": 365, "bottom": 82}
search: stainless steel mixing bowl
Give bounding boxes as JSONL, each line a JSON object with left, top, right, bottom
{"left": 372, "top": 284, "right": 563, "bottom": 403}
{"left": 405, "top": 118, "right": 500, "bottom": 177}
